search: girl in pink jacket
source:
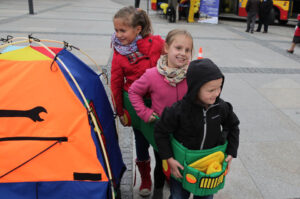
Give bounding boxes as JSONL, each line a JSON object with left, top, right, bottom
{"left": 129, "top": 29, "right": 194, "bottom": 197}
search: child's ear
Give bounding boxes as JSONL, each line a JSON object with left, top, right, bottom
{"left": 136, "top": 25, "right": 142, "bottom": 35}
{"left": 163, "top": 43, "right": 169, "bottom": 54}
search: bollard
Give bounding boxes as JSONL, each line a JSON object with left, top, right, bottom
{"left": 28, "top": 0, "right": 34, "bottom": 15}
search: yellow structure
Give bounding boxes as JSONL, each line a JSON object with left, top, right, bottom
{"left": 160, "top": 3, "right": 169, "bottom": 14}
{"left": 188, "top": 0, "right": 200, "bottom": 23}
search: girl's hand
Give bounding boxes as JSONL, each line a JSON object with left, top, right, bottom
{"left": 167, "top": 157, "right": 184, "bottom": 178}
{"left": 225, "top": 155, "right": 233, "bottom": 174}
{"left": 119, "top": 115, "right": 126, "bottom": 126}
{"left": 148, "top": 112, "right": 158, "bottom": 123}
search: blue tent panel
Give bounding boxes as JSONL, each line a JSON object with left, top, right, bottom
{"left": 0, "top": 182, "right": 36, "bottom": 199}
{"left": 2, "top": 46, "right": 25, "bottom": 53}
{"left": 0, "top": 181, "right": 109, "bottom": 199}
{"left": 55, "top": 49, "right": 126, "bottom": 186}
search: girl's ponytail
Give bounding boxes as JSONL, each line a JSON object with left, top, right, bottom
{"left": 133, "top": 8, "right": 153, "bottom": 38}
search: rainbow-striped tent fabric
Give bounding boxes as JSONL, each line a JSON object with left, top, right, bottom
{"left": 0, "top": 38, "right": 125, "bottom": 199}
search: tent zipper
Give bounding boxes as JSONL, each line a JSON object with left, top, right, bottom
{"left": 0, "top": 136, "right": 68, "bottom": 142}
{"left": 200, "top": 109, "right": 207, "bottom": 150}
{"left": 199, "top": 104, "right": 219, "bottom": 150}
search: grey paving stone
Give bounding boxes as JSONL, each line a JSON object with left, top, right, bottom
{"left": 1, "top": 0, "right": 300, "bottom": 199}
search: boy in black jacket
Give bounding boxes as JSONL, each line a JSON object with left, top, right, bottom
{"left": 154, "top": 58, "right": 240, "bottom": 199}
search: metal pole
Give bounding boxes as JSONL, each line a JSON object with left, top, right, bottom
{"left": 288, "top": 0, "right": 293, "bottom": 17}
{"left": 28, "top": 0, "right": 34, "bottom": 15}
{"left": 147, "top": 0, "right": 149, "bottom": 14}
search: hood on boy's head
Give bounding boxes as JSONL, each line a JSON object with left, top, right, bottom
{"left": 186, "top": 58, "right": 224, "bottom": 103}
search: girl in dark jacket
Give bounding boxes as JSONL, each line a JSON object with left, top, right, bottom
{"left": 154, "top": 58, "right": 240, "bottom": 199}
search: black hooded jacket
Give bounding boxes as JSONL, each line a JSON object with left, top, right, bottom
{"left": 154, "top": 59, "right": 240, "bottom": 160}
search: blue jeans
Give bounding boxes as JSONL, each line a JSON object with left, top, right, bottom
{"left": 133, "top": 128, "right": 150, "bottom": 161}
{"left": 169, "top": 177, "right": 214, "bottom": 199}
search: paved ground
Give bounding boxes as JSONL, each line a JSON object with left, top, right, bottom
{"left": 1, "top": 0, "right": 300, "bottom": 199}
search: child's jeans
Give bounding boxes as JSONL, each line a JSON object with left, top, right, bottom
{"left": 154, "top": 150, "right": 165, "bottom": 188}
{"left": 169, "top": 177, "right": 214, "bottom": 199}
{"left": 133, "top": 128, "right": 150, "bottom": 161}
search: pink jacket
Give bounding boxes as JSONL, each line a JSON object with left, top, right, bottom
{"left": 129, "top": 67, "right": 187, "bottom": 122}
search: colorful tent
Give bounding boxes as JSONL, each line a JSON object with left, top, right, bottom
{"left": 0, "top": 37, "right": 125, "bottom": 199}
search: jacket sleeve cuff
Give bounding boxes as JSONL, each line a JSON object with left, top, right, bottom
{"left": 141, "top": 109, "right": 154, "bottom": 123}
{"left": 226, "top": 147, "right": 237, "bottom": 158}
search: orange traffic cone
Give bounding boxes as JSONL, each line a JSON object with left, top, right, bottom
{"left": 197, "top": 47, "right": 203, "bottom": 59}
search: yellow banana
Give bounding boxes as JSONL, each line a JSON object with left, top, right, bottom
{"left": 188, "top": 151, "right": 224, "bottom": 173}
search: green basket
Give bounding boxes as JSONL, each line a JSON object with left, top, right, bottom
{"left": 182, "top": 160, "right": 227, "bottom": 196}
{"left": 123, "top": 91, "right": 158, "bottom": 150}
{"left": 171, "top": 138, "right": 228, "bottom": 196}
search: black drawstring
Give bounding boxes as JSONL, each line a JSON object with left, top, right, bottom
{"left": 99, "top": 70, "right": 108, "bottom": 85}
{"left": 0, "top": 35, "right": 13, "bottom": 43}
{"left": 63, "top": 41, "right": 79, "bottom": 51}
{"left": 28, "top": 34, "right": 40, "bottom": 43}
{"left": 50, "top": 53, "right": 59, "bottom": 72}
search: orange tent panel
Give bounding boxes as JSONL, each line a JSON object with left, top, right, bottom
{"left": 0, "top": 47, "right": 108, "bottom": 182}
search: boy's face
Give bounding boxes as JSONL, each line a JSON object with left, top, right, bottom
{"left": 197, "top": 78, "right": 223, "bottom": 107}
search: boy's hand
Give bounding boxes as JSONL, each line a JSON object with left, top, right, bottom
{"left": 148, "top": 112, "right": 158, "bottom": 123}
{"left": 225, "top": 155, "right": 233, "bottom": 174}
{"left": 167, "top": 157, "right": 184, "bottom": 179}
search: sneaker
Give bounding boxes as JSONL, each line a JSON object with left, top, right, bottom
{"left": 245, "top": 29, "right": 249, "bottom": 32}
{"left": 287, "top": 49, "right": 294, "bottom": 54}
{"left": 250, "top": 30, "right": 254, "bottom": 34}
